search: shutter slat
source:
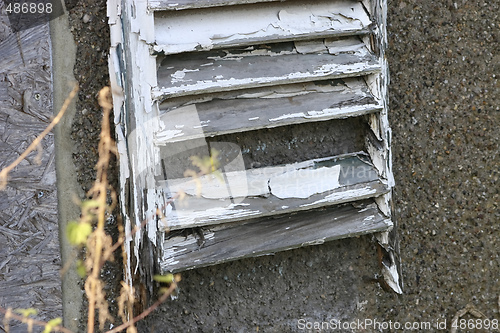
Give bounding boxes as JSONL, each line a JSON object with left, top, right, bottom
{"left": 154, "top": 37, "right": 379, "bottom": 100}
{"left": 158, "top": 153, "right": 389, "bottom": 230}
{"left": 153, "top": 1, "right": 371, "bottom": 54}
{"left": 160, "top": 200, "right": 392, "bottom": 273}
{"left": 149, "top": 0, "right": 295, "bottom": 11}
{"left": 155, "top": 78, "right": 381, "bottom": 144}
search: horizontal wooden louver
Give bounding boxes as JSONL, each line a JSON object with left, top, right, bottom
{"left": 149, "top": 0, "right": 365, "bottom": 12}
{"left": 155, "top": 78, "right": 382, "bottom": 143}
{"left": 152, "top": 1, "right": 372, "bottom": 54}
{"left": 108, "top": 0, "right": 401, "bottom": 293}
{"left": 161, "top": 200, "right": 391, "bottom": 272}
{"left": 158, "top": 152, "right": 389, "bottom": 229}
{"left": 153, "top": 37, "right": 379, "bottom": 100}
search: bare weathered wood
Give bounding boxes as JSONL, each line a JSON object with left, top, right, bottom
{"left": 154, "top": 37, "right": 379, "bottom": 99}
{"left": 153, "top": 1, "right": 371, "bottom": 54}
{"left": 155, "top": 78, "right": 381, "bottom": 144}
{"left": 0, "top": 25, "right": 49, "bottom": 72}
{"left": 157, "top": 153, "right": 389, "bottom": 230}
{"left": 160, "top": 200, "right": 392, "bottom": 272}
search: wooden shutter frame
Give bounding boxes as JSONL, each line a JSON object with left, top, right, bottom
{"left": 108, "top": 0, "right": 402, "bottom": 296}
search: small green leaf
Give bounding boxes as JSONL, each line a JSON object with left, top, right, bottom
{"left": 80, "top": 199, "right": 101, "bottom": 210}
{"left": 76, "top": 259, "right": 87, "bottom": 278}
{"left": 153, "top": 274, "right": 174, "bottom": 284}
{"left": 43, "top": 318, "right": 62, "bottom": 333}
{"left": 14, "top": 308, "right": 38, "bottom": 317}
{"left": 66, "top": 221, "right": 92, "bottom": 245}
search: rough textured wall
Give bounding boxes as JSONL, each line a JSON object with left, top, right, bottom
{"left": 64, "top": 0, "right": 499, "bottom": 332}
{"left": 373, "top": 0, "right": 499, "bottom": 325}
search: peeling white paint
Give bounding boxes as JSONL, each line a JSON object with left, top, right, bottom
{"left": 153, "top": 1, "right": 372, "bottom": 55}
{"left": 362, "top": 215, "right": 375, "bottom": 222}
{"left": 155, "top": 129, "right": 184, "bottom": 141}
{"left": 155, "top": 104, "right": 203, "bottom": 145}
{"left": 301, "top": 238, "right": 326, "bottom": 246}
{"left": 166, "top": 202, "right": 262, "bottom": 229}
{"left": 157, "top": 154, "right": 388, "bottom": 230}
{"left": 325, "top": 37, "right": 365, "bottom": 55}
{"left": 268, "top": 112, "right": 306, "bottom": 122}
{"left": 171, "top": 70, "right": 186, "bottom": 82}
{"left": 300, "top": 186, "right": 378, "bottom": 208}
{"left": 269, "top": 166, "right": 341, "bottom": 199}
{"left": 294, "top": 40, "right": 328, "bottom": 54}
{"left": 382, "top": 256, "right": 403, "bottom": 294}
{"left": 153, "top": 38, "right": 380, "bottom": 99}
{"left": 153, "top": 63, "right": 380, "bottom": 100}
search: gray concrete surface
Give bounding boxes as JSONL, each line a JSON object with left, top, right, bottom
{"left": 50, "top": 5, "right": 84, "bottom": 332}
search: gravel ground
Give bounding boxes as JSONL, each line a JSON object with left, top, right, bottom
{"left": 66, "top": 0, "right": 499, "bottom": 331}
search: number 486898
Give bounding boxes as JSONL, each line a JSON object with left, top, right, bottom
{"left": 5, "top": 2, "right": 53, "bottom": 14}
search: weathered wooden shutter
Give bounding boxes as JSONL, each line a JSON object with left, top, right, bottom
{"left": 108, "top": 0, "right": 401, "bottom": 294}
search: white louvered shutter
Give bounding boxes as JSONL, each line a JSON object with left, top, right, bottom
{"left": 108, "top": 0, "right": 401, "bottom": 294}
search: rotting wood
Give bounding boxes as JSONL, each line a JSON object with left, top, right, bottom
{"left": 152, "top": 0, "right": 371, "bottom": 54}
{"left": 361, "top": 0, "right": 401, "bottom": 294}
{"left": 155, "top": 78, "right": 381, "bottom": 143}
{"left": 157, "top": 153, "right": 389, "bottom": 230}
{"left": 160, "top": 200, "right": 392, "bottom": 273}
{"left": 154, "top": 37, "right": 380, "bottom": 100}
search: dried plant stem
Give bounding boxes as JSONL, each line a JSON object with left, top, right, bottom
{"left": 0, "top": 85, "right": 179, "bottom": 333}
{"left": 0, "top": 306, "right": 74, "bottom": 333}
{"left": 105, "top": 283, "right": 178, "bottom": 333}
{"left": 86, "top": 87, "right": 116, "bottom": 333}
{"left": 0, "top": 84, "right": 79, "bottom": 190}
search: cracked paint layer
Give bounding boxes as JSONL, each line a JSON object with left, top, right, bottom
{"left": 156, "top": 154, "right": 388, "bottom": 230}
{"left": 154, "top": 78, "right": 381, "bottom": 143}
{"left": 159, "top": 201, "right": 392, "bottom": 273}
{"left": 153, "top": 0, "right": 372, "bottom": 55}
{"left": 154, "top": 37, "right": 380, "bottom": 100}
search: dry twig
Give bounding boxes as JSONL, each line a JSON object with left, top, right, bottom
{"left": 0, "top": 84, "right": 79, "bottom": 190}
